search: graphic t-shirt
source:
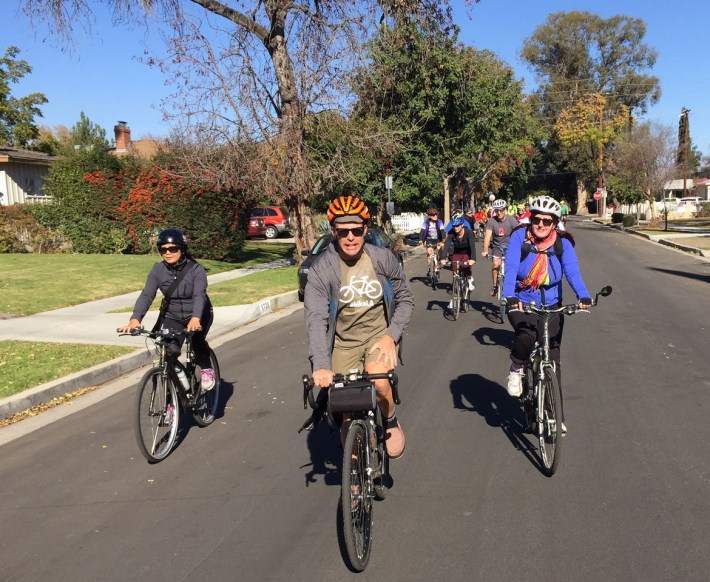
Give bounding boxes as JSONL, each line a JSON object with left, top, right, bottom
{"left": 485, "top": 214, "right": 519, "bottom": 250}
{"left": 424, "top": 219, "right": 441, "bottom": 240}
{"left": 335, "top": 253, "right": 387, "bottom": 350}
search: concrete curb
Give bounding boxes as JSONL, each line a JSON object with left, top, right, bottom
{"left": 0, "top": 289, "right": 301, "bottom": 421}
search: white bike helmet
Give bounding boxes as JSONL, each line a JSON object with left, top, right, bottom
{"left": 491, "top": 199, "right": 507, "bottom": 210}
{"left": 529, "top": 195, "right": 562, "bottom": 218}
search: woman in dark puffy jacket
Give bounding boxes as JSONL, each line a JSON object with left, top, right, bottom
{"left": 117, "top": 228, "right": 216, "bottom": 390}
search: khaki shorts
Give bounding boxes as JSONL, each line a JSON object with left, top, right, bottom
{"left": 332, "top": 335, "right": 386, "bottom": 374}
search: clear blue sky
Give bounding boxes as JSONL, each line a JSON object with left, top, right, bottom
{"left": 3, "top": 0, "right": 709, "bottom": 156}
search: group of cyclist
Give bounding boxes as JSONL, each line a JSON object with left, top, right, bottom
{"left": 418, "top": 195, "right": 592, "bottom": 399}
{"left": 120, "top": 192, "right": 590, "bottom": 465}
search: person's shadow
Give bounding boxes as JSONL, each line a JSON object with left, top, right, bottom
{"left": 300, "top": 416, "right": 342, "bottom": 488}
{"left": 449, "top": 373, "right": 539, "bottom": 469}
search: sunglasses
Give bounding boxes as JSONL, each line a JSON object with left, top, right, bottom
{"left": 159, "top": 245, "right": 182, "bottom": 255}
{"left": 335, "top": 227, "right": 365, "bottom": 238}
{"left": 427, "top": 214, "right": 437, "bottom": 218}
{"left": 531, "top": 216, "right": 554, "bottom": 227}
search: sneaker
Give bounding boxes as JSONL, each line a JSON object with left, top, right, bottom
{"left": 561, "top": 422, "right": 567, "bottom": 435}
{"left": 447, "top": 300, "right": 453, "bottom": 309}
{"left": 507, "top": 368, "right": 524, "bottom": 397}
{"left": 490, "top": 286, "right": 498, "bottom": 297}
{"left": 200, "top": 368, "right": 216, "bottom": 391}
{"left": 467, "top": 276, "right": 475, "bottom": 291}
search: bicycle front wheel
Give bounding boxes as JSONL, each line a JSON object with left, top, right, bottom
{"left": 452, "top": 276, "right": 460, "bottom": 320}
{"left": 497, "top": 278, "right": 506, "bottom": 321}
{"left": 342, "top": 421, "right": 373, "bottom": 572}
{"left": 539, "top": 367, "right": 562, "bottom": 476}
{"left": 134, "top": 367, "right": 180, "bottom": 463}
{"left": 193, "top": 348, "right": 221, "bottom": 427}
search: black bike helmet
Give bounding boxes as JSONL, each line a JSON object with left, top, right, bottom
{"left": 156, "top": 228, "right": 188, "bottom": 251}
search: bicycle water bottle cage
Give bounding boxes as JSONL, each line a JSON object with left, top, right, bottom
{"left": 328, "top": 380, "right": 377, "bottom": 414}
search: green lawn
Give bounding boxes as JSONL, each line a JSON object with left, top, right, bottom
{"left": 0, "top": 341, "right": 135, "bottom": 398}
{"left": 0, "top": 241, "right": 295, "bottom": 316}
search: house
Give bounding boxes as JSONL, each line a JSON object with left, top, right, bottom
{"left": 692, "top": 177, "right": 710, "bottom": 200}
{"left": 662, "top": 178, "right": 694, "bottom": 199}
{"left": 0, "top": 147, "right": 57, "bottom": 205}
{"left": 108, "top": 121, "right": 162, "bottom": 158}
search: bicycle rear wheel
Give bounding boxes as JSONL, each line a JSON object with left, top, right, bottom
{"left": 342, "top": 421, "right": 373, "bottom": 572}
{"left": 539, "top": 367, "right": 562, "bottom": 476}
{"left": 193, "top": 348, "right": 221, "bottom": 427}
{"left": 134, "top": 367, "right": 180, "bottom": 463}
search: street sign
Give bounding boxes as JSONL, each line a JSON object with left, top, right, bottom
{"left": 384, "top": 176, "right": 393, "bottom": 190}
{"left": 593, "top": 191, "right": 602, "bottom": 201}
{"left": 386, "top": 201, "right": 395, "bottom": 215}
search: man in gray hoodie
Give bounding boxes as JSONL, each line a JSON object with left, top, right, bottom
{"left": 304, "top": 195, "right": 414, "bottom": 458}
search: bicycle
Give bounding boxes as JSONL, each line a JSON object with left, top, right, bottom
{"left": 486, "top": 253, "right": 506, "bottom": 322}
{"left": 441, "top": 259, "right": 471, "bottom": 320}
{"left": 119, "top": 327, "right": 221, "bottom": 463}
{"left": 299, "top": 370, "right": 400, "bottom": 572}
{"left": 515, "top": 286, "right": 612, "bottom": 476}
{"left": 425, "top": 242, "right": 441, "bottom": 289}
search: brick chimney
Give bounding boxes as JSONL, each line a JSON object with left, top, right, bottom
{"left": 114, "top": 121, "right": 131, "bottom": 152}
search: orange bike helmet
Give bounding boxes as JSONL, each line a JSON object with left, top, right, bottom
{"left": 327, "top": 195, "right": 371, "bottom": 224}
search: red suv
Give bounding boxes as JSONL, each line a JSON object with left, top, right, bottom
{"left": 250, "top": 206, "right": 290, "bottom": 239}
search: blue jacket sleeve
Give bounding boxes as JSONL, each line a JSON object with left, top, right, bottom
{"left": 560, "top": 239, "right": 590, "bottom": 300}
{"left": 503, "top": 229, "right": 524, "bottom": 299}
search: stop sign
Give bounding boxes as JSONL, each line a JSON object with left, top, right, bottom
{"left": 593, "top": 191, "right": 602, "bottom": 201}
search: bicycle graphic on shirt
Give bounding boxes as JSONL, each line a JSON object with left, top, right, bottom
{"left": 340, "top": 275, "right": 383, "bottom": 304}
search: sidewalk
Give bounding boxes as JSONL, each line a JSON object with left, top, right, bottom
{"left": 0, "top": 259, "right": 300, "bottom": 420}
{"left": 591, "top": 218, "right": 710, "bottom": 258}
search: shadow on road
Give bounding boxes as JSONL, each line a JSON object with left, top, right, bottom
{"left": 646, "top": 266, "right": 710, "bottom": 284}
{"left": 300, "top": 421, "right": 342, "bottom": 488}
{"left": 472, "top": 325, "right": 513, "bottom": 347}
{"left": 449, "top": 373, "right": 540, "bottom": 471}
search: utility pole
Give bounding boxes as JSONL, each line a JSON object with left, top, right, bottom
{"left": 680, "top": 108, "right": 691, "bottom": 197}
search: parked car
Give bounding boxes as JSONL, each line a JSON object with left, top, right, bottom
{"left": 676, "top": 196, "right": 703, "bottom": 214}
{"left": 247, "top": 216, "right": 266, "bottom": 238}
{"left": 250, "top": 206, "right": 290, "bottom": 239}
{"left": 297, "top": 227, "right": 404, "bottom": 301}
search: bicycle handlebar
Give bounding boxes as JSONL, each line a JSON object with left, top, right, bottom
{"left": 510, "top": 286, "right": 612, "bottom": 316}
{"left": 301, "top": 370, "right": 400, "bottom": 411}
{"left": 116, "top": 327, "right": 200, "bottom": 340}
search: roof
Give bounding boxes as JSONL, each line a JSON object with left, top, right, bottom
{"left": 663, "top": 179, "right": 695, "bottom": 190}
{"left": 0, "top": 147, "right": 58, "bottom": 166}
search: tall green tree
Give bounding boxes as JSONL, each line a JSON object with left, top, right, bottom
{"left": 70, "top": 112, "right": 111, "bottom": 151}
{"left": 521, "top": 11, "right": 660, "bottom": 212}
{"left": 0, "top": 46, "right": 48, "bottom": 147}
{"left": 353, "top": 21, "right": 541, "bottom": 212}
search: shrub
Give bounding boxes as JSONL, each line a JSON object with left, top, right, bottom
{"left": 611, "top": 213, "right": 624, "bottom": 224}
{"left": 622, "top": 215, "right": 637, "bottom": 227}
{"left": 0, "top": 205, "right": 65, "bottom": 253}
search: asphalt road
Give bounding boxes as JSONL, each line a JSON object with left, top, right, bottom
{"left": 1, "top": 219, "right": 709, "bottom": 581}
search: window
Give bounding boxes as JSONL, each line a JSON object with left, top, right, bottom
{"left": 266, "top": 208, "right": 278, "bottom": 217}
{"left": 24, "top": 178, "right": 36, "bottom": 195}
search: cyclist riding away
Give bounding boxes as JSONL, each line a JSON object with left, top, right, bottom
{"left": 304, "top": 195, "right": 414, "bottom": 459}
{"left": 419, "top": 207, "right": 445, "bottom": 278}
{"left": 117, "top": 228, "right": 216, "bottom": 390}
{"left": 441, "top": 217, "right": 477, "bottom": 308}
{"left": 481, "top": 199, "right": 519, "bottom": 297}
{"left": 502, "top": 195, "right": 591, "bottom": 404}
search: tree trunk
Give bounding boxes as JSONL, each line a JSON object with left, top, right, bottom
{"left": 575, "top": 177, "right": 589, "bottom": 215}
